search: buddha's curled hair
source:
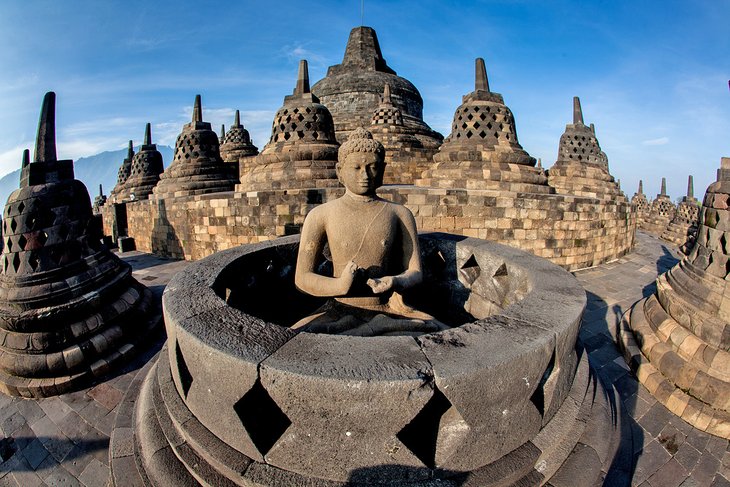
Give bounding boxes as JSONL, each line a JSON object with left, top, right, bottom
{"left": 338, "top": 127, "right": 385, "bottom": 164}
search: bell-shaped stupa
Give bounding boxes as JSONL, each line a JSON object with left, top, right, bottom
{"left": 662, "top": 175, "right": 700, "bottom": 251}
{"left": 641, "top": 177, "right": 676, "bottom": 235}
{"left": 92, "top": 184, "right": 107, "bottom": 215}
{"left": 311, "top": 26, "right": 442, "bottom": 149}
{"left": 153, "top": 95, "right": 237, "bottom": 198}
{"left": 220, "top": 110, "right": 259, "bottom": 179}
{"left": 122, "top": 123, "right": 164, "bottom": 201}
{"left": 0, "top": 92, "right": 157, "bottom": 398}
{"left": 620, "top": 157, "right": 730, "bottom": 438}
{"left": 547, "top": 97, "right": 623, "bottom": 200}
{"left": 632, "top": 179, "right": 650, "bottom": 223}
{"left": 417, "top": 58, "right": 550, "bottom": 193}
{"left": 239, "top": 60, "right": 340, "bottom": 191}
{"left": 109, "top": 140, "right": 134, "bottom": 203}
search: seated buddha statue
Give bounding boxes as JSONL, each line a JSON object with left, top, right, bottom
{"left": 293, "top": 128, "right": 447, "bottom": 336}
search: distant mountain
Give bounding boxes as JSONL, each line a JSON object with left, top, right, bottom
{"left": 0, "top": 146, "right": 174, "bottom": 206}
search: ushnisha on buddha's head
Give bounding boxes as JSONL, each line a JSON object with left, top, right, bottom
{"left": 336, "top": 127, "right": 386, "bottom": 196}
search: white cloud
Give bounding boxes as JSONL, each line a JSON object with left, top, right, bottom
{"left": 0, "top": 144, "right": 31, "bottom": 177}
{"left": 642, "top": 137, "right": 670, "bottom": 146}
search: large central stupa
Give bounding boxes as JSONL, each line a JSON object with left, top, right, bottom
{"left": 311, "top": 26, "right": 442, "bottom": 150}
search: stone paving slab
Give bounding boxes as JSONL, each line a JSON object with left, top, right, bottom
{"left": 0, "top": 235, "right": 727, "bottom": 486}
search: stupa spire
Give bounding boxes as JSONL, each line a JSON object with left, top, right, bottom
{"left": 639, "top": 180, "right": 643, "bottom": 194}
{"left": 220, "top": 124, "right": 226, "bottom": 139}
{"left": 99, "top": 184, "right": 103, "bottom": 197}
{"left": 687, "top": 175, "right": 694, "bottom": 199}
{"left": 590, "top": 123, "right": 595, "bottom": 134}
{"left": 144, "top": 123, "right": 152, "bottom": 145}
{"left": 294, "top": 60, "right": 311, "bottom": 95}
{"left": 661, "top": 177, "right": 667, "bottom": 196}
{"left": 573, "top": 96, "right": 584, "bottom": 125}
{"left": 234, "top": 109, "right": 241, "bottom": 126}
{"left": 192, "top": 94, "right": 202, "bottom": 123}
{"left": 34, "top": 91, "right": 57, "bottom": 163}
{"left": 21, "top": 149, "right": 30, "bottom": 168}
{"left": 126, "top": 140, "right": 134, "bottom": 159}
{"left": 475, "top": 58, "right": 490, "bottom": 92}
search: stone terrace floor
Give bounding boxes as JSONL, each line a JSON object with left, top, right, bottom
{"left": 0, "top": 231, "right": 727, "bottom": 486}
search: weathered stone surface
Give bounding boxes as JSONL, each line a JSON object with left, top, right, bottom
{"left": 642, "top": 177, "right": 677, "bottom": 236}
{"left": 109, "top": 140, "right": 134, "bottom": 203}
{"left": 117, "top": 123, "right": 164, "bottom": 201}
{"left": 311, "top": 26, "right": 442, "bottom": 151}
{"left": 220, "top": 109, "right": 258, "bottom": 170}
{"left": 662, "top": 175, "right": 700, "bottom": 252}
{"left": 0, "top": 92, "right": 158, "bottom": 398}
{"left": 239, "top": 61, "right": 340, "bottom": 192}
{"left": 621, "top": 156, "right": 730, "bottom": 439}
{"left": 153, "top": 95, "right": 237, "bottom": 199}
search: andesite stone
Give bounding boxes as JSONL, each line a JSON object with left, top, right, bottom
{"left": 0, "top": 92, "right": 158, "bottom": 398}
{"left": 121, "top": 123, "right": 165, "bottom": 201}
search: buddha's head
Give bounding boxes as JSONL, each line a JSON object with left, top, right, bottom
{"left": 337, "top": 127, "right": 386, "bottom": 196}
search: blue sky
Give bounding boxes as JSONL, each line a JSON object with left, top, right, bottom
{"left": 0, "top": 0, "right": 728, "bottom": 200}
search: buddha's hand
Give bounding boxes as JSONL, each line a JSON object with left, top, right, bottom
{"left": 367, "top": 276, "right": 394, "bottom": 294}
{"left": 338, "top": 261, "right": 359, "bottom": 294}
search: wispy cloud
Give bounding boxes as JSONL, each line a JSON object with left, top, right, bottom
{"left": 642, "top": 137, "right": 669, "bottom": 146}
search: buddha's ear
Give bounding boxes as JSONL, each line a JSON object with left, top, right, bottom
{"left": 336, "top": 162, "right": 343, "bottom": 184}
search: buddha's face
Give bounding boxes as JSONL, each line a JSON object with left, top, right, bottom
{"left": 337, "top": 152, "right": 385, "bottom": 196}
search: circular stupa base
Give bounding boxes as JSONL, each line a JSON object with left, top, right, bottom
{"left": 109, "top": 233, "right": 629, "bottom": 485}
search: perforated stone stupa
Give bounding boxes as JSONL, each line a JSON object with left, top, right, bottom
{"left": 92, "top": 184, "right": 106, "bottom": 215}
{"left": 153, "top": 94, "right": 237, "bottom": 198}
{"left": 641, "top": 177, "right": 677, "bottom": 235}
{"left": 620, "top": 157, "right": 730, "bottom": 438}
{"left": 239, "top": 60, "right": 340, "bottom": 191}
{"left": 109, "top": 140, "right": 134, "bottom": 203}
{"left": 118, "top": 123, "right": 164, "bottom": 201}
{"left": 311, "top": 26, "right": 442, "bottom": 154}
{"left": 0, "top": 92, "right": 157, "bottom": 398}
{"left": 632, "top": 180, "right": 651, "bottom": 224}
{"left": 662, "top": 175, "right": 700, "bottom": 250}
{"left": 417, "top": 58, "right": 549, "bottom": 194}
{"left": 220, "top": 110, "right": 259, "bottom": 166}
{"left": 547, "top": 97, "right": 622, "bottom": 200}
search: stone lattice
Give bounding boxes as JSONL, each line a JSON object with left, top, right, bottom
{"left": 118, "top": 123, "right": 164, "bottom": 201}
{"left": 547, "top": 97, "right": 623, "bottom": 201}
{"left": 311, "top": 26, "right": 442, "bottom": 153}
{"left": 153, "top": 95, "right": 237, "bottom": 199}
{"left": 632, "top": 180, "right": 651, "bottom": 225}
{"left": 220, "top": 109, "right": 258, "bottom": 172}
{"left": 92, "top": 184, "right": 106, "bottom": 215}
{"left": 641, "top": 177, "right": 677, "bottom": 236}
{"left": 417, "top": 58, "right": 550, "bottom": 194}
{"left": 368, "top": 84, "right": 435, "bottom": 184}
{"left": 620, "top": 157, "right": 730, "bottom": 438}
{"left": 0, "top": 92, "right": 157, "bottom": 398}
{"left": 238, "top": 60, "right": 340, "bottom": 191}
{"left": 109, "top": 140, "right": 134, "bottom": 203}
{"left": 662, "top": 175, "right": 700, "bottom": 251}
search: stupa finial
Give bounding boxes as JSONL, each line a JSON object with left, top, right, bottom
{"left": 537, "top": 158, "right": 542, "bottom": 169}
{"left": 687, "top": 175, "right": 694, "bottom": 199}
{"left": 192, "top": 94, "right": 202, "bottom": 123}
{"left": 383, "top": 83, "right": 393, "bottom": 105}
{"left": 294, "top": 60, "right": 311, "bottom": 95}
{"left": 661, "top": 177, "right": 667, "bottom": 196}
{"left": 573, "top": 96, "right": 584, "bottom": 125}
{"left": 220, "top": 124, "right": 226, "bottom": 139}
{"left": 99, "top": 184, "right": 103, "bottom": 197}
{"left": 475, "top": 58, "right": 490, "bottom": 92}
{"left": 234, "top": 109, "right": 240, "bottom": 126}
{"left": 590, "top": 123, "right": 595, "bottom": 134}
{"left": 639, "top": 180, "right": 643, "bottom": 194}
{"left": 144, "top": 123, "right": 152, "bottom": 145}
{"left": 21, "top": 149, "right": 30, "bottom": 168}
{"left": 126, "top": 140, "right": 134, "bottom": 159}
{"left": 34, "top": 91, "right": 57, "bottom": 163}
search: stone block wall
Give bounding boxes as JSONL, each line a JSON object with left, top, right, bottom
{"left": 103, "top": 186, "right": 635, "bottom": 271}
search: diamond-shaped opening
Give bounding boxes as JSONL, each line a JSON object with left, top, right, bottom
{"left": 11, "top": 253, "right": 20, "bottom": 272}
{"left": 3, "top": 256, "right": 7, "bottom": 273}
{"left": 304, "top": 107, "right": 311, "bottom": 114}
{"left": 493, "top": 262, "right": 508, "bottom": 278}
{"left": 479, "top": 113, "right": 487, "bottom": 121}
{"left": 6, "top": 239, "right": 11, "bottom": 252}
{"left": 465, "top": 131, "right": 473, "bottom": 139}
{"left": 467, "top": 113, "right": 473, "bottom": 121}
{"left": 459, "top": 254, "right": 481, "bottom": 286}
{"left": 296, "top": 131, "right": 305, "bottom": 139}
{"left": 473, "top": 121, "right": 480, "bottom": 129}
{"left": 17, "top": 235, "right": 27, "bottom": 251}
{"left": 530, "top": 349, "right": 556, "bottom": 417}
{"left": 9, "top": 219, "right": 17, "bottom": 233}
{"left": 479, "top": 131, "right": 486, "bottom": 138}
{"left": 17, "top": 202, "right": 25, "bottom": 213}
{"left": 175, "top": 341, "right": 193, "bottom": 399}
{"left": 397, "top": 387, "right": 467, "bottom": 468}
{"left": 312, "top": 131, "right": 319, "bottom": 140}
{"left": 234, "top": 379, "right": 291, "bottom": 456}
{"left": 284, "top": 132, "right": 291, "bottom": 141}
{"left": 28, "top": 252, "right": 39, "bottom": 271}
